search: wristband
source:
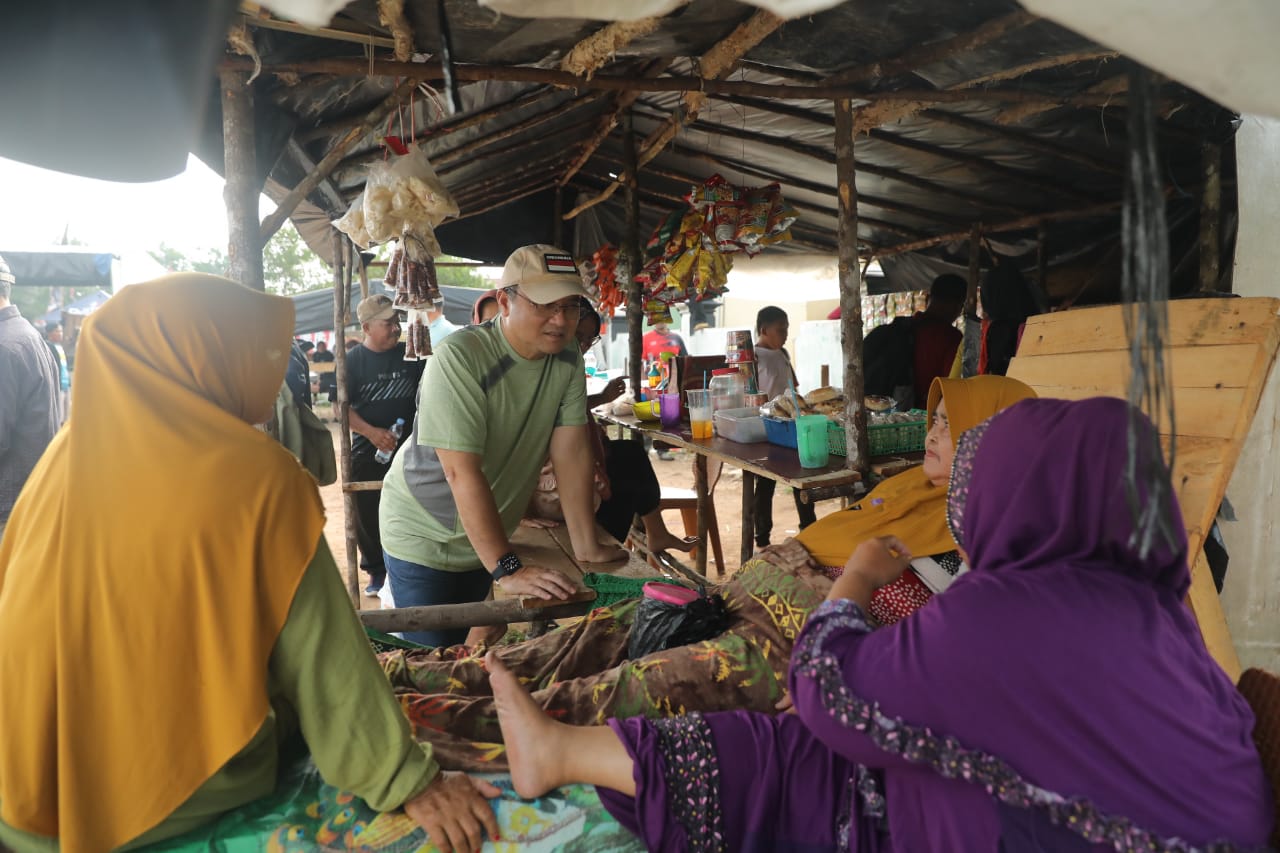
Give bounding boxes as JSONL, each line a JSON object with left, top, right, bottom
{"left": 491, "top": 551, "right": 522, "bottom": 583}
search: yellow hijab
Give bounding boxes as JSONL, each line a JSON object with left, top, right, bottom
{"left": 795, "top": 375, "right": 1036, "bottom": 568}
{"left": 0, "top": 275, "right": 325, "bottom": 851}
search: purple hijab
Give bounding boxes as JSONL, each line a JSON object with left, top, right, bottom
{"left": 792, "top": 397, "right": 1272, "bottom": 849}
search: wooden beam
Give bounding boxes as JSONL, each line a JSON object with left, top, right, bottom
{"left": 822, "top": 10, "right": 1038, "bottom": 87}
{"left": 559, "top": 58, "right": 674, "bottom": 187}
{"left": 1198, "top": 142, "right": 1222, "bottom": 292}
{"left": 623, "top": 110, "right": 645, "bottom": 398}
{"left": 562, "top": 9, "right": 785, "bottom": 220}
{"left": 282, "top": 138, "right": 348, "bottom": 216}
{"left": 359, "top": 591, "right": 598, "bottom": 633}
{"left": 657, "top": 139, "right": 970, "bottom": 227}
{"left": 876, "top": 200, "right": 1123, "bottom": 258}
{"left": 221, "top": 69, "right": 265, "bottom": 290}
{"left": 327, "top": 86, "right": 559, "bottom": 167}
{"left": 222, "top": 55, "right": 1145, "bottom": 108}
{"left": 920, "top": 108, "right": 1123, "bottom": 176}
{"left": 432, "top": 100, "right": 598, "bottom": 168}
{"left": 376, "top": 0, "right": 413, "bottom": 62}
{"left": 332, "top": 234, "right": 359, "bottom": 603}
{"left": 261, "top": 77, "right": 419, "bottom": 245}
{"left": 242, "top": 12, "right": 397, "bottom": 51}
{"left": 632, "top": 108, "right": 1027, "bottom": 215}
{"left": 945, "top": 49, "right": 1119, "bottom": 90}
{"left": 835, "top": 99, "right": 869, "bottom": 473}
{"left": 561, "top": 16, "right": 664, "bottom": 79}
{"left": 997, "top": 71, "right": 1129, "bottom": 125}
{"left": 451, "top": 179, "right": 559, "bottom": 222}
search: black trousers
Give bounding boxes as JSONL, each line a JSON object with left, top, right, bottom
{"left": 351, "top": 449, "right": 391, "bottom": 580}
{"left": 596, "top": 437, "right": 662, "bottom": 543}
{"left": 753, "top": 477, "right": 817, "bottom": 547}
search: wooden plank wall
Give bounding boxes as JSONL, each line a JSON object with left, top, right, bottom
{"left": 1008, "top": 297, "right": 1280, "bottom": 680}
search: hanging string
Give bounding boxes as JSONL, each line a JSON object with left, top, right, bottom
{"left": 1120, "top": 65, "right": 1180, "bottom": 559}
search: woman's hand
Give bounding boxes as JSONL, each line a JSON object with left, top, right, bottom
{"left": 403, "top": 771, "right": 500, "bottom": 853}
{"left": 827, "top": 536, "right": 912, "bottom": 607}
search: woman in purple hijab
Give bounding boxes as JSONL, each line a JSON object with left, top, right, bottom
{"left": 488, "top": 398, "right": 1273, "bottom": 851}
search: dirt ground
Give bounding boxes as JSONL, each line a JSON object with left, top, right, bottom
{"left": 313, "top": 402, "right": 842, "bottom": 602}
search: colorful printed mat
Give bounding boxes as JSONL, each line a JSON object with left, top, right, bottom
{"left": 144, "top": 757, "right": 641, "bottom": 853}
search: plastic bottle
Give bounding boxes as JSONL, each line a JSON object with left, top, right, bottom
{"left": 375, "top": 417, "right": 405, "bottom": 464}
{"left": 647, "top": 360, "right": 662, "bottom": 388}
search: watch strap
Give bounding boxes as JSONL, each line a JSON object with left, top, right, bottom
{"left": 491, "top": 551, "right": 522, "bottom": 582}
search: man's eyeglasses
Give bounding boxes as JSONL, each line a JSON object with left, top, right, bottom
{"left": 512, "top": 289, "right": 583, "bottom": 319}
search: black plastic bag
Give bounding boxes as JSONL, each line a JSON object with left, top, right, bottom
{"left": 627, "top": 589, "right": 731, "bottom": 659}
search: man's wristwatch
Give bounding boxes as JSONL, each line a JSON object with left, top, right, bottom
{"left": 491, "top": 551, "right": 523, "bottom": 585}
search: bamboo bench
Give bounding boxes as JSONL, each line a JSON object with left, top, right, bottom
{"left": 1007, "top": 296, "right": 1280, "bottom": 681}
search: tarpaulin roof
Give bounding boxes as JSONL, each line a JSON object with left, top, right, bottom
{"left": 290, "top": 282, "right": 486, "bottom": 334}
{"left": 40, "top": 290, "right": 112, "bottom": 325}
{"left": 1, "top": 250, "right": 113, "bottom": 289}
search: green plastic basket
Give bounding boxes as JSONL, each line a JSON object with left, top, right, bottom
{"left": 827, "top": 410, "right": 927, "bottom": 457}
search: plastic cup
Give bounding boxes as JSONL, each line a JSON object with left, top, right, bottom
{"left": 795, "top": 414, "right": 831, "bottom": 468}
{"left": 659, "top": 392, "right": 682, "bottom": 427}
{"left": 687, "top": 389, "right": 713, "bottom": 439}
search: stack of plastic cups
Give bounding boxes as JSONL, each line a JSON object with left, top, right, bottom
{"left": 725, "top": 330, "right": 759, "bottom": 397}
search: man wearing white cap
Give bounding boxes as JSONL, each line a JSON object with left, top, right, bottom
{"left": 380, "top": 245, "right": 626, "bottom": 646}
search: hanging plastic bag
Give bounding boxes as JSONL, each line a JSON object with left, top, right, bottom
{"left": 361, "top": 144, "right": 458, "bottom": 245}
{"left": 627, "top": 583, "right": 730, "bottom": 659}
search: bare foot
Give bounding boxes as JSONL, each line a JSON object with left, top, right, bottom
{"left": 647, "top": 531, "right": 699, "bottom": 554}
{"left": 487, "top": 651, "right": 564, "bottom": 799}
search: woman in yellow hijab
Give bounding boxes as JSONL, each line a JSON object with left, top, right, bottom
{"left": 0, "top": 275, "right": 497, "bottom": 853}
{"left": 795, "top": 374, "right": 1036, "bottom": 622}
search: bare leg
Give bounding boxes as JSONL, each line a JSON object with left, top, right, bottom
{"left": 487, "top": 652, "right": 637, "bottom": 799}
{"left": 641, "top": 510, "right": 698, "bottom": 553}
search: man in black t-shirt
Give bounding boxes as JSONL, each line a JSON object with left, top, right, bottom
{"left": 347, "top": 295, "right": 426, "bottom": 594}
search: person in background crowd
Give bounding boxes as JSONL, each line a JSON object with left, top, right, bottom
{"left": 471, "top": 289, "right": 501, "bottom": 325}
{"left": 347, "top": 295, "right": 426, "bottom": 596}
{"left": 379, "top": 245, "right": 626, "bottom": 647}
{"left": 43, "top": 322, "right": 70, "bottom": 423}
{"left": 752, "top": 306, "right": 817, "bottom": 546}
{"left": 0, "top": 253, "right": 60, "bottom": 541}
{"left": 640, "top": 319, "right": 687, "bottom": 363}
{"left": 908, "top": 274, "right": 966, "bottom": 407}
{"left": 425, "top": 300, "right": 460, "bottom": 346}
{"left": 285, "top": 339, "right": 313, "bottom": 409}
{"left": 311, "top": 338, "right": 336, "bottom": 403}
{"left": 980, "top": 263, "right": 1042, "bottom": 376}
{"left": 345, "top": 337, "right": 360, "bottom": 352}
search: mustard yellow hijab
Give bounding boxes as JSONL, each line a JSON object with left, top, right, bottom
{"left": 0, "top": 275, "right": 325, "bottom": 851}
{"left": 795, "top": 375, "right": 1036, "bottom": 568}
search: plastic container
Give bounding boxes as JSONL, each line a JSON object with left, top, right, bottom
{"left": 866, "top": 410, "right": 928, "bottom": 455}
{"left": 708, "top": 368, "right": 746, "bottom": 413}
{"left": 762, "top": 415, "right": 798, "bottom": 449}
{"left": 713, "top": 407, "right": 767, "bottom": 443}
{"left": 687, "top": 389, "right": 713, "bottom": 440}
{"left": 659, "top": 392, "right": 682, "bottom": 428}
{"left": 795, "top": 414, "right": 831, "bottom": 468}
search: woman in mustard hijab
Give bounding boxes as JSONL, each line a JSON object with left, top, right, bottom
{"left": 0, "top": 275, "right": 498, "bottom": 853}
{"left": 371, "top": 374, "right": 1037, "bottom": 773}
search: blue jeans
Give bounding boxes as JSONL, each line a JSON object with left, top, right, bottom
{"left": 384, "top": 552, "right": 493, "bottom": 648}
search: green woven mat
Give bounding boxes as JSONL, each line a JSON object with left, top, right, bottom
{"left": 364, "top": 625, "right": 429, "bottom": 654}
{"left": 581, "top": 573, "right": 692, "bottom": 608}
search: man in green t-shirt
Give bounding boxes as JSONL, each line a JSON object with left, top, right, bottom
{"left": 380, "top": 245, "right": 626, "bottom": 646}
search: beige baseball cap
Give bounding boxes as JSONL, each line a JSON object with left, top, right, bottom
{"left": 498, "top": 244, "right": 587, "bottom": 304}
{"left": 357, "top": 294, "right": 397, "bottom": 324}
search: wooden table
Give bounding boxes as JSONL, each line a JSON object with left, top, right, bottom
{"left": 597, "top": 411, "right": 924, "bottom": 574}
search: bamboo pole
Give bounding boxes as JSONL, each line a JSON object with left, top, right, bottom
{"left": 835, "top": 98, "right": 869, "bottom": 474}
{"left": 221, "top": 69, "right": 265, "bottom": 291}
{"left": 1198, "top": 142, "right": 1222, "bottom": 292}
{"left": 261, "top": 77, "right": 420, "bottom": 245}
{"left": 357, "top": 252, "right": 370, "bottom": 299}
{"left": 359, "top": 590, "right": 597, "bottom": 633}
{"left": 622, "top": 109, "right": 644, "bottom": 401}
{"left": 963, "top": 224, "right": 982, "bottom": 377}
{"left": 221, "top": 55, "right": 1137, "bottom": 109}
{"left": 333, "top": 234, "right": 360, "bottom": 604}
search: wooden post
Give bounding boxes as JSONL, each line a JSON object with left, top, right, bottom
{"left": 220, "top": 69, "right": 265, "bottom": 291}
{"left": 622, "top": 109, "right": 644, "bottom": 393}
{"left": 357, "top": 252, "right": 370, "bottom": 300}
{"left": 1199, "top": 142, "right": 1222, "bottom": 292}
{"left": 333, "top": 234, "right": 360, "bottom": 604}
{"left": 553, "top": 186, "right": 565, "bottom": 249}
{"left": 693, "top": 455, "right": 710, "bottom": 577}
{"left": 740, "top": 470, "right": 756, "bottom": 564}
{"left": 962, "top": 224, "right": 982, "bottom": 376}
{"left": 834, "top": 98, "right": 869, "bottom": 473}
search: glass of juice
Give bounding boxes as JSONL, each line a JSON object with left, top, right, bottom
{"left": 687, "top": 389, "right": 713, "bottom": 439}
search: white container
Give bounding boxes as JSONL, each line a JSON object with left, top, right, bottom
{"left": 713, "top": 407, "right": 767, "bottom": 444}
